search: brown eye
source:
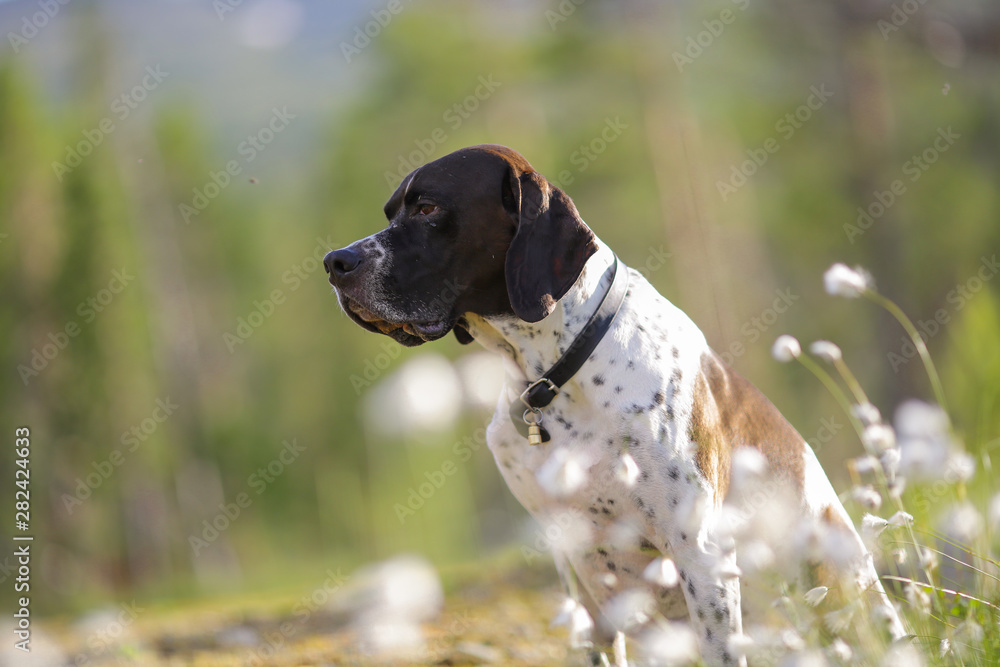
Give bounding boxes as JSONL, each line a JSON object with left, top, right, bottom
{"left": 418, "top": 203, "right": 438, "bottom": 216}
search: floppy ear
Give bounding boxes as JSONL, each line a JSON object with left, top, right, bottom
{"left": 504, "top": 171, "right": 598, "bottom": 323}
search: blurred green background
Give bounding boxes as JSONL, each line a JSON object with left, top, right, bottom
{"left": 1, "top": 0, "right": 999, "bottom": 618}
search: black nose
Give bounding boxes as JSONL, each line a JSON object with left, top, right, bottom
{"left": 324, "top": 248, "right": 362, "bottom": 279}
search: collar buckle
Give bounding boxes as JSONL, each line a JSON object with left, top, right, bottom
{"left": 519, "top": 377, "right": 559, "bottom": 411}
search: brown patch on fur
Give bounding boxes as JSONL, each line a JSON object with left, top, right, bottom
{"left": 689, "top": 351, "right": 806, "bottom": 502}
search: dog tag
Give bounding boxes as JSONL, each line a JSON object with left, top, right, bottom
{"left": 524, "top": 409, "right": 544, "bottom": 446}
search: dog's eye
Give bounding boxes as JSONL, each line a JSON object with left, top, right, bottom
{"left": 417, "top": 203, "right": 438, "bottom": 216}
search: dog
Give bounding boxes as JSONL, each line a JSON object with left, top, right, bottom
{"left": 324, "top": 144, "right": 905, "bottom": 665}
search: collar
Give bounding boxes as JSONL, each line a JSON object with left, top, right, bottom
{"left": 508, "top": 255, "right": 630, "bottom": 443}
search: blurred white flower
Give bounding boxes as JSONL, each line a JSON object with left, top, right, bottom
{"left": 713, "top": 558, "right": 742, "bottom": 581}
{"left": 891, "top": 548, "right": 907, "bottom": 565}
{"left": 726, "top": 633, "right": 754, "bottom": 661}
{"left": 730, "top": 447, "right": 768, "bottom": 498}
{"left": 344, "top": 555, "right": 444, "bottom": 656}
{"left": 784, "top": 649, "right": 827, "bottom": 667}
{"left": 551, "top": 598, "right": 594, "bottom": 649}
{"left": 823, "top": 263, "right": 871, "bottom": 298}
{"left": 533, "top": 511, "right": 593, "bottom": 557}
{"left": 536, "top": 447, "right": 588, "bottom": 497}
{"left": 738, "top": 540, "right": 776, "bottom": 574}
{"left": 889, "top": 510, "right": 914, "bottom": 527}
{"left": 852, "top": 486, "right": 882, "bottom": 511}
{"left": 804, "top": 586, "right": 829, "bottom": 607}
{"left": 616, "top": 452, "right": 640, "bottom": 487}
{"left": 861, "top": 424, "right": 896, "bottom": 455}
{"left": 643, "top": 557, "right": 680, "bottom": 588}
{"left": 605, "top": 589, "right": 655, "bottom": 631}
{"left": 639, "top": 621, "right": 700, "bottom": 666}
{"left": 940, "top": 502, "right": 983, "bottom": 542}
{"left": 939, "top": 638, "right": 952, "bottom": 658}
{"left": 944, "top": 452, "right": 975, "bottom": 483}
{"left": 364, "top": 353, "right": 463, "bottom": 438}
{"left": 880, "top": 448, "right": 901, "bottom": 477}
{"left": 455, "top": 351, "right": 504, "bottom": 410}
{"left": 989, "top": 493, "right": 1000, "bottom": 531}
{"left": 906, "top": 583, "right": 932, "bottom": 615}
{"left": 882, "top": 643, "right": 926, "bottom": 667}
{"left": 952, "top": 620, "right": 985, "bottom": 659}
{"left": 851, "top": 455, "right": 881, "bottom": 476}
{"left": 851, "top": 402, "right": 882, "bottom": 427}
{"left": 918, "top": 547, "right": 939, "bottom": 572}
{"left": 808, "top": 340, "right": 842, "bottom": 363}
{"left": 772, "top": 335, "right": 801, "bottom": 362}
{"left": 824, "top": 606, "right": 855, "bottom": 634}
{"left": 828, "top": 638, "right": 853, "bottom": 662}
{"left": 780, "top": 629, "right": 806, "bottom": 652}
{"left": 895, "top": 400, "right": 951, "bottom": 480}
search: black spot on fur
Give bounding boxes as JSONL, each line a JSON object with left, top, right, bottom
{"left": 654, "top": 391, "right": 665, "bottom": 405}
{"left": 606, "top": 561, "right": 617, "bottom": 572}
{"left": 668, "top": 466, "right": 679, "bottom": 480}
{"left": 672, "top": 347, "right": 679, "bottom": 359}
{"left": 680, "top": 532, "right": 687, "bottom": 541}
{"left": 596, "top": 547, "right": 608, "bottom": 556}
{"left": 592, "top": 374, "right": 605, "bottom": 386}
{"left": 714, "top": 608, "right": 724, "bottom": 624}
{"left": 688, "top": 580, "right": 696, "bottom": 596}
{"left": 589, "top": 507, "right": 599, "bottom": 515}
{"left": 614, "top": 386, "right": 623, "bottom": 394}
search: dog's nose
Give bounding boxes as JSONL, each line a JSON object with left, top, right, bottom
{"left": 324, "top": 248, "right": 362, "bottom": 278}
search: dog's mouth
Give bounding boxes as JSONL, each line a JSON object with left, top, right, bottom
{"left": 341, "top": 296, "right": 451, "bottom": 345}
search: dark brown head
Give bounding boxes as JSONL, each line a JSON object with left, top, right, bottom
{"left": 324, "top": 144, "right": 598, "bottom": 346}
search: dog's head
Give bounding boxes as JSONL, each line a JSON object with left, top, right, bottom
{"left": 325, "top": 144, "right": 598, "bottom": 346}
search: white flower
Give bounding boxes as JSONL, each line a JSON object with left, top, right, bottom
{"left": 643, "top": 557, "right": 679, "bottom": 588}
{"left": 824, "top": 606, "right": 855, "bottom": 634}
{"left": 852, "top": 486, "right": 882, "bottom": 511}
{"left": 551, "top": 598, "right": 594, "bottom": 649}
{"left": 989, "top": 493, "right": 1000, "bottom": 531}
{"left": 906, "top": 583, "right": 932, "bottom": 615}
{"left": 726, "top": 633, "right": 754, "bottom": 661}
{"left": 944, "top": 452, "right": 975, "bottom": 483}
{"left": 918, "top": 547, "right": 939, "bottom": 571}
{"left": 536, "top": 448, "right": 588, "bottom": 497}
{"left": 713, "top": 559, "right": 742, "bottom": 581}
{"left": 823, "top": 263, "right": 871, "bottom": 298}
{"left": 882, "top": 643, "right": 926, "bottom": 667}
{"left": 895, "top": 400, "right": 951, "bottom": 480}
{"left": 804, "top": 586, "right": 829, "bottom": 607}
{"left": 639, "top": 622, "right": 700, "bottom": 665}
{"left": 861, "top": 514, "right": 889, "bottom": 546}
{"left": 828, "top": 638, "right": 853, "bottom": 662}
{"left": 851, "top": 402, "right": 882, "bottom": 427}
{"left": 604, "top": 589, "right": 655, "bottom": 631}
{"left": 941, "top": 502, "right": 983, "bottom": 542}
{"left": 809, "top": 340, "right": 842, "bottom": 363}
{"left": 889, "top": 510, "right": 913, "bottom": 527}
{"left": 851, "top": 455, "right": 881, "bottom": 475}
{"left": 615, "top": 452, "right": 640, "bottom": 487}
{"left": 772, "top": 335, "right": 801, "bottom": 362}
{"left": 861, "top": 423, "right": 896, "bottom": 455}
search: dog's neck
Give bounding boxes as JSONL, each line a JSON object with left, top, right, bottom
{"left": 464, "top": 241, "right": 618, "bottom": 388}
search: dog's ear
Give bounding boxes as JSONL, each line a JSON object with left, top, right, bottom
{"left": 504, "top": 170, "right": 598, "bottom": 323}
